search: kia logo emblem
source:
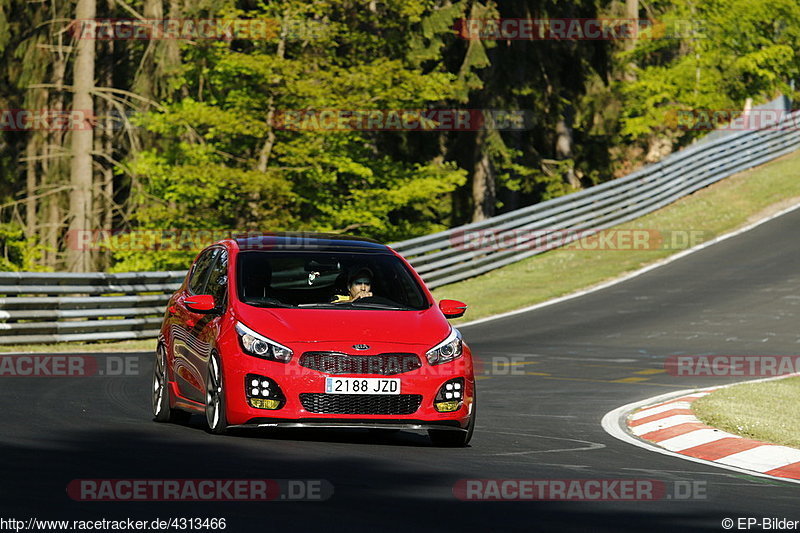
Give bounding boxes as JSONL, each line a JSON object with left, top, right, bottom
{"left": 352, "top": 344, "right": 370, "bottom": 351}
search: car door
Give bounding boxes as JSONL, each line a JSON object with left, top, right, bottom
{"left": 173, "top": 247, "right": 220, "bottom": 402}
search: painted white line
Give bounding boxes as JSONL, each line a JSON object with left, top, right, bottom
{"left": 460, "top": 201, "right": 800, "bottom": 329}
{"left": 658, "top": 429, "right": 732, "bottom": 452}
{"left": 630, "top": 415, "right": 698, "bottom": 436}
{"left": 717, "top": 446, "right": 800, "bottom": 473}
{"left": 630, "top": 401, "right": 692, "bottom": 420}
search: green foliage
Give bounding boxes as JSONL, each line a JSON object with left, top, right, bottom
{"left": 120, "top": 0, "right": 469, "bottom": 271}
{"left": 0, "top": 223, "right": 44, "bottom": 271}
{"left": 5, "top": 0, "right": 800, "bottom": 273}
{"left": 620, "top": 0, "right": 800, "bottom": 143}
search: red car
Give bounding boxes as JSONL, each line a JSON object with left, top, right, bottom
{"left": 151, "top": 233, "right": 476, "bottom": 446}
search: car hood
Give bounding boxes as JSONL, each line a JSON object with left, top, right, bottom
{"left": 233, "top": 304, "right": 452, "bottom": 346}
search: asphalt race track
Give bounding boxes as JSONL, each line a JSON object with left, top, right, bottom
{"left": 3, "top": 208, "right": 800, "bottom": 532}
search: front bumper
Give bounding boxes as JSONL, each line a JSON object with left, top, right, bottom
{"left": 221, "top": 340, "right": 475, "bottom": 428}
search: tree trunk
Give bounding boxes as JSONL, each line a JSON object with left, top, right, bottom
{"left": 98, "top": 4, "right": 115, "bottom": 270}
{"left": 66, "top": 0, "right": 96, "bottom": 272}
{"left": 471, "top": 131, "right": 495, "bottom": 222}
{"left": 624, "top": 0, "right": 639, "bottom": 81}
{"left": 25, "top": 134, "right": 38, "bottom": 241}
{"left": 555, "top": 105, "right": 580, "bottom": 189}
{"left": 626, "top": 0, "right": 639, "bottom": 48}
{"left": 134, "top": 0, "right": 163, "bottom": 101}
{"left": 46, "top": 27, "right": 69, "bottom": 269}
{"left": 257, "top": 27, "right": 286, "bottom": 172}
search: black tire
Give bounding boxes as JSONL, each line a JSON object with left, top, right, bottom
{"left": 205, "top": 351, "right": 228, "bottom": 435}
{"left": 152, "top": 344, "right": 191, "bottom": 424}
{"left": 428, "top": 390, "right": 476, "bottom": 447}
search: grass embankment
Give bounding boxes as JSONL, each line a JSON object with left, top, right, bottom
{"left": 693, "top": 377, "right": 800, "bottom": 449}
{"left": 4, "top": 149, "right": 800, "bottom": 353}
{"left": 434, "top": 150, "right": 800, "bottom": 324}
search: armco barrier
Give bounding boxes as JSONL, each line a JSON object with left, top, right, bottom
{"left": 391, "top": 109, "right": 800, "bottom": 288}
{"left": 2, "top": 109, "right": 800, "bottom": 344}
{"left": 0, "top": 271, "right": 185, "bottom": 345}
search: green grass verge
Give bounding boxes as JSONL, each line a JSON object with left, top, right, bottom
{"left": 5, "top": 149, "right": 800, "bottom": 352}
{"left": 693, "top": 377, "right": 800, "bottom": 449}
{"left": 434, "top": 150, "right": 800, "bottom": 324}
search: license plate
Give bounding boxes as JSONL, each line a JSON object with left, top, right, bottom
{"left": 325, "top": 377, "right": 400, "bottom": 395}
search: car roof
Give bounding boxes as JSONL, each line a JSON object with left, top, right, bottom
{"left": 232, "top": 232, "right": 392, "bottom": 253}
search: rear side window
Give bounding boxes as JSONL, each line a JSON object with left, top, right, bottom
{"left": 188, "top": 248, "right": 219, "bottom": 295}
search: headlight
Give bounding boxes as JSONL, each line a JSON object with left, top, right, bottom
{"left": 235, "top": 322, "right": 293, "bottom": 363}
{"left": 426, "top": 328, "right": 463, "bottom": 365}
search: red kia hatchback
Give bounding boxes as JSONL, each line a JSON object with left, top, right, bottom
{"left": 151, "top": 233, "right": 476, "bottom": 446}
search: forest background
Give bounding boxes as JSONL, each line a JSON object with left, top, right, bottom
{"left": 0, "top": 0, "right": 798, "bottom": 272}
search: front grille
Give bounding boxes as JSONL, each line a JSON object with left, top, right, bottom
{"left": 299, "top": 393, "right": 422, "bottom": 415}
{"left": 299, "top": 352, "right": 422, "bottom": 375}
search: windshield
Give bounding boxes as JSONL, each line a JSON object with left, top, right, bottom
{"left": 236, "top": 251, "right": 429, "bottom": 311}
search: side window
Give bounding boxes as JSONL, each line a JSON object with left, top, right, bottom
{"left": 205, "top": 250, "right": 228, "bottom": 305}
{"left": 188, "top": 248, "right": 219, "bottom": 295}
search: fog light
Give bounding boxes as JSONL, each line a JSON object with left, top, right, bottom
{"left": 250, "top": 398, "right": 281, "bottom": 409}
{"left": 434, "top": 400, "right": 460, "bottom": 412}
{"left": 245, "top": 374, "right": 285, "bottom": 410}
{"left": 434, "top": 378, "right": 465, "bottom": 413}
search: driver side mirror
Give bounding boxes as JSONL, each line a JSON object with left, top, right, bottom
{"left": 185, "top": 294, "right": 218, "bottom": 314}
{"left": 439, "top": 299, "right": 467, "bottom": 319}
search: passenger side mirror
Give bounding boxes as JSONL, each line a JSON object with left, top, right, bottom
{"left": 439, "top": 299, "right": 467, "bottom": 319}
{"left": 185, "top": 294, "right": 217, "bottom": 314}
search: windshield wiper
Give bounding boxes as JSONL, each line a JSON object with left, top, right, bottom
{"left": 349, "top": 301, "right": 409, "bottom": 310}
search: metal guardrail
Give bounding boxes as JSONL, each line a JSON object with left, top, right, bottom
{"left": 391, "top": 109, "right": 800, "bottom": 288}
{"left": 0, "top": 271, "right": 186, "bottom": 345}
{"left": 2, "top": 109, "right": 799, "bottom": 344}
